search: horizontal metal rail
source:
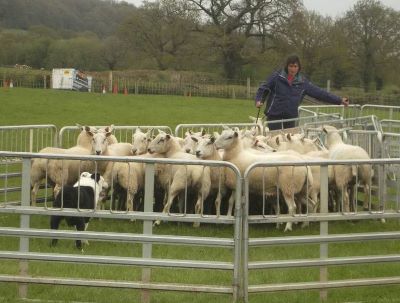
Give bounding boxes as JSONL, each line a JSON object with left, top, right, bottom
{"left": 249, "top": 254, "right": 400, "bottom": 269}
{"left": 0, "top": 227, "right": 234, "bottom": 247}
{"left": 0, "top": 207, "right": 236, "bottom": 224}
{"left": 0, "top": 251, "right": 234, "bottom": 270}
{"left": 248, "top": 277, "right": 400, "bottom": 293}
{"left": 249, "top": 231, "right": 400, "bottom": 246}
{"left": 0, "top": 275, "right": 233, "bottom": 294}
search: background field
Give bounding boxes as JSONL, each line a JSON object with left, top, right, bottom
{"left": 0, "top": 87, "right": 257, "bottom": 129}
{"left": 1, "top": 88, "right": 400, "bottom": 303}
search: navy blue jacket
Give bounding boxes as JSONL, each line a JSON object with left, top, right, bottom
{"left": 255, "top": 69, "right": 342, "bottom": 118}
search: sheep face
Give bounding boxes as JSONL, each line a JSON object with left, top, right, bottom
{"left": 91, "top": 131, "right": 111, "bottom": 155}
{"left": 323, "top": 128, "right": 343, "bottom": 149}
{"left": 214, "top": 128, "right": 238, "bottom": 150}
{"left": 195, "top": 136, "right": 215, "bottom": 158}
{"left": 147, "top": 132, "right": 171, "bottom": 154}
{"left": 132, "top": 128, "right": 152, "bottom": 155}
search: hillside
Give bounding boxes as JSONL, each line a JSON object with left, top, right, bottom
{"left": 0, "top": 0, "right": 136, "bottom": 37}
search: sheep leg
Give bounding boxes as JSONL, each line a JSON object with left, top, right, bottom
{"left": 50, "top": 215, "right": 62, "bottom": 247}
{"left": 126, "top": 190, "right": 135, "bottom": 212}
{"left": 340, "top": 186, "right": 350, "bottom": 213}
{"left": 226, "top": 191, "right": 235, "bottom": 217}
{"left": 282, "top": 194, "right": 296, "bottom": 232}
{"left": 215, "top": 191, "right": 222, "bottom": 218}
{"left": 154, "top": 186, "right": 180, "bottom": 226}
{"left": 193, "top": 194, "right": 203, "bottom": 228}
{"left": 363, "top": 183, "right": 371, "bottom": 210}
{"left": 31, "top": 182, "right": 40, "bottom": 207}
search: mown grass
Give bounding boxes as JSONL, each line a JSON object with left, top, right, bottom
{"left": 1, "top": 88, "right": 400, "bottom": 303}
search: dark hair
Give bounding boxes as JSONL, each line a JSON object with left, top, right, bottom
{"left": 284, "top": 55, "right": 301, "bottom": 74}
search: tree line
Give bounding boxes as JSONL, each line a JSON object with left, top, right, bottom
{"left": 0, "top": 0, "right": 399, "bottom": 91}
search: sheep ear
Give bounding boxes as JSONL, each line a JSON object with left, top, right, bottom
{"left": 135, "top": 127, "right": 141, "bottom": 134}
{"left": 276, "top": 137, "right": 280, "bottom": 145}
{"left": 76, "top": 123, "right": 83, "bottom": 130}
{"left": 222, "top": 125, "right": 230, "bottom": 130}
{"left": 286, "top": 133, "right": 292, "bottom": 141}
{"left": 106, "top": 124, "right": 114, "bottom": 133}
{"left": 158, "top": 129, "right": 165, "bottom": 134}
{"left": 201, "top": 128, "right": 206, "bottom": 136}
{"left": 166, "top": 134, "right": 171, "bottom": 140}
{"left": 210, "top": 136, "right": 216, "bottom": 143}
{"left": 146, "top": 128, "right": 153, "bottom": 138}
{"left": 322, "top": 127, "right": 328, "bottom": 134}
{"left": 191, "top": 136, "right": 198, "bottom": 143}
{"left": 213, "top": 131, "right": 220, "bottom": 139}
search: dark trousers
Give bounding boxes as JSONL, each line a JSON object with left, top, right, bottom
{"left": 267, "top": 114, "right": 297, "bottom": 131}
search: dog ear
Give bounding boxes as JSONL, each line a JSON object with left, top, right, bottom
{"left": 91, "top": 173, "right": 101, "bottom": 183}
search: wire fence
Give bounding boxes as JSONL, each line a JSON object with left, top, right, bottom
{"left": 1, "top": 70, "right": 399, "bottom": 105}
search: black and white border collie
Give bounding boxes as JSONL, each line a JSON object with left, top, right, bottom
{"left": 50, "top": 172, "right": 107, "bottom": 250}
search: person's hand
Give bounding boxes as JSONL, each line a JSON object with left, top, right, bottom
{"left": 255, "top": 101, "right": 263, "bottom": 108}
{"left": 341, "top": 97, "right": 349, "bottom": 107}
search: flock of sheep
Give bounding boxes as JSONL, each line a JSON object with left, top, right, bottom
{"left": 30, "top": 119, "right": 373, "bottom": 232}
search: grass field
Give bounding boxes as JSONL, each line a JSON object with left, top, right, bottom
{"left": 0, "top": 87, "right": 257, "bottom": 129}
{"left": 1, "top": 88, "right": 400, "bottom": 303}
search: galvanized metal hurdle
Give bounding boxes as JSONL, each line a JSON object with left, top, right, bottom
{"left": 175, "top": 122, "right": 265, "bottom": 137}
{"left": 0, "top": 125, "right": 58, "bottom": 152}
{"left": 0, "top": 151, "right": 244, "bottom": 302}
{"left": 361, "top": 104, "right": 400, "bottom": 121}
{"left": 59, "top": 125, "right": 173, "bottom": 148}
{"left": 265, "top": 113, "right": 341, "bottom": 132}
{"left": 242, "top": 158, "right": 400, "bottom": 302}
{"left": 0, "top": 125, "right": 58, "bottom": 205}
{"left": 299, "top": 104, "right": 362, "bottom": 119}
{"left": 175, "top": 114, "right": 340, "bottom": 138}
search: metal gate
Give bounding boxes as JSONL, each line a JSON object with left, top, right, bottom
{"left": 0, "top": 152, "right": 243, "bottom": 302}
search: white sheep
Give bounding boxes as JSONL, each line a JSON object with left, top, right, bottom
{"left": 147, "top": 131, "right": 211, "bottom": 226}
{"left": 30, "top": 125, "right": 98, "bottom": 205}
{"left": 31, "top": 125, "right": 122, "bottom": 206}
{"left": 131, "top": 128, "right": 153, "bottom": 155}
{"left": 194, "top": 135, "right": 229, "bottom": 217}
{"left": 275, "top": 133, "right": 320, "bottom": 154}
{"left": 214, "top": 126, "right": 313, "bottom": 232}
{"left": 323, "top": 126, "right": 373, "bottom": 212}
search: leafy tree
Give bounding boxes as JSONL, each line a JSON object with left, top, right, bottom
{"left": 101, "top": 36, "right": 129, "bottom": 70}
{"left": 339, "top": 0, "right": 400, "bottom": 91}
{"left": 119, "top": 0, "right": 197, "bottom": 70}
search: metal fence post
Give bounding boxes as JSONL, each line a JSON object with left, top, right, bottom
{"left": 320, "top": 165, "right": 329, "bottom": 301}
{"left": 142, "top": 163, "right": 155, "bottom": 303}
{"left": 19, "top": 158, "right": 31, "bottom": 298}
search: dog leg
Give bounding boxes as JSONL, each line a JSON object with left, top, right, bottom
{"left": 50, "top": 216, "right": 62, "bottom": 247}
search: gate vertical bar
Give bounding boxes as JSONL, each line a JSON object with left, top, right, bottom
{"left": 142, "top": 163, "right": 154, "bottom": 303}
{"left": 19, "top": 158, "right": 31, "bottom": 298}
{"left": 234, "top": 175, "right": 243, "bottom": 303}
{"left": 242, "top": 176, "right": 249, "bottom": 303}
{"left": 319, "top": 165, "right": 329, "bottom": 301}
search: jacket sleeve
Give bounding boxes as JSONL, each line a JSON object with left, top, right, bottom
{"left": 254, "top": 72, "right": 278, "bottom": 104}
{"left": 304, "top": 81, "right": 342, "bottom": 105}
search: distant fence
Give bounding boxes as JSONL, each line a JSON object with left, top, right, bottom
{"left": 1, "top": 70, "right": 399, "bottom": 104}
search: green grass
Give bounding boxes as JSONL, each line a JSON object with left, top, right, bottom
{"left": 1, "top": 88, "right": 400, "bottom": 303}
{"left": 0, "top": 87, "right": 257, "bottom": 129}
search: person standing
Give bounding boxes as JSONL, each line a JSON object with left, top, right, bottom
{"left": 255, "top": 55, "right": 349, "bottom": 130}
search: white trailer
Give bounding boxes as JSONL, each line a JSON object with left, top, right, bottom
{"left": 51, "top": 68, "right": 92, "bottom": 92}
